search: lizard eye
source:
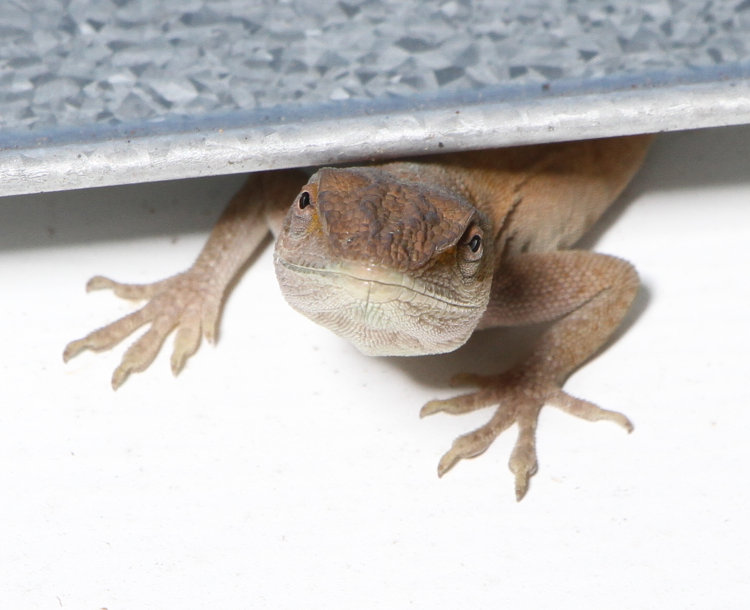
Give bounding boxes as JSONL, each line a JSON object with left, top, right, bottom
{"left": 460, "top": 225, "right": 484, "bottom": 263}
{"left": 286, "top": 188, "right": 317, "bottom": 240}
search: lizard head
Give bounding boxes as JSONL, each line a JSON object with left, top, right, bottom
{"left": 273, "top": 166, "right": 494, "bottom": 356}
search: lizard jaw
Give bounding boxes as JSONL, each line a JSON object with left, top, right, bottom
{"left": 274, "top": 256, "right": 484, "bottom": 356}
{"left": 276, "top": 258, "right": 481, "bottom": 309}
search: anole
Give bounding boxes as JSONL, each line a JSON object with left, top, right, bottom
{"left": 64, "top": 135, "right": 653, "bottom": 500}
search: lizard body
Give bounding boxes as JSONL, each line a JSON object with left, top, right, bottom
{"left": 64, "top": 135, "right": 653, "bottom": 499}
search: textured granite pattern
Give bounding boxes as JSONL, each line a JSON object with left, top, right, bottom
{"left": 2, "top": 0, "right": 749, "bottom": 133}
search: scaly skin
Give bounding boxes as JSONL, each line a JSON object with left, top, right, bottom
{"left": 65, "top": 136, "right": 653, "bottom": 499}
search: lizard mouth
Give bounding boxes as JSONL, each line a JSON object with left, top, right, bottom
{"left": 274, "top": 254, "right": 486, "bottom": 356}
{"left": 275, "top": 257, "right": 480, "bottom": 310}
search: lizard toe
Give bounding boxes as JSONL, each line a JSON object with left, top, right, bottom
{"left": 548, "top": 389, "right": 634, "bottom": 432}
{"left": 449, "top": 371, "right": 499, "bottom": 388}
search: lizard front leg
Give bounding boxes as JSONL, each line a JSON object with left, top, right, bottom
{"left": 421, "top": 250, "right": 638, "bottom": 500}
{"left": 64, "top": 169, "right": 307, "bottom": 388}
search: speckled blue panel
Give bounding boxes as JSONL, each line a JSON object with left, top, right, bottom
{"left": 2, "top": 0, "right": 748, "bottom": 132}
{"left": 0, "top": 0, "right": 749, "bottom": 194}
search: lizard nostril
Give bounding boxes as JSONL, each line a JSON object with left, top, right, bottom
{"left": 299, "top": 191, "right": 311, "bottom": 209}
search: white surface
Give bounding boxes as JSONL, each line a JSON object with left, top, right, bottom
{"left": 2, "top": 127, "right": 749, "bottom": 609}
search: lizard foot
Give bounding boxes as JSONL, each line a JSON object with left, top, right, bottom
{"left": 420, "top": 370, "right": 632, "bottom": 500}
{"left": 63, "top": 271, "right": 223, "bottom": 389}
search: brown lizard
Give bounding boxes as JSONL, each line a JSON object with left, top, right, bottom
{"left": 63, "top": 135, "right": 653, "bottom": 500}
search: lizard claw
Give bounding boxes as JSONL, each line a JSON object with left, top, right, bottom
{"left": 64, "top": 270, "right": 223, "bottom": 388}
{"left": 423, "top": 369, "right": 631, "bottom": 500}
